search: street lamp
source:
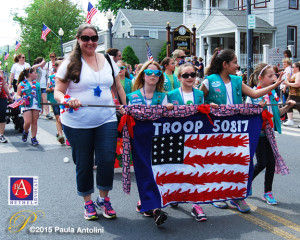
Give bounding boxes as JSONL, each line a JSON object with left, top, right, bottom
{"left": 58, "top": 28, "right": 64, "bottom": 57}
{"left": 106, "top": 10, "right": 113, "bottom": 48}
{"left": 203, "top": 41, "right": 209, "bottom": 66}
{"left": 26, "top": 44, "right": 31, "bottom": 65}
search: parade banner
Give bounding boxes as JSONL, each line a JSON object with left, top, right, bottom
{"left": 119, "top": 105, "right": 265, "bottom": 212}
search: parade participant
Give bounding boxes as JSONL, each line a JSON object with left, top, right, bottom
{"left": 16, "top": 67, "right": 42, "bottom": 146}
{"left": 117, "top": 60, "right": 132, "bottom": 94}
{"left": 200, "top": 49, "right": 284, "bottom": 212}
{"left": 167, "top": 63, "right": 207, "bottom": 222}
{"left": 281, "top": 58, "right": 293, "bottom": 125}
{"left": 9, "top": 54, "right": 30, "bottom": 92}
{"left": 34, "top": 57, "right": 53, "bottom": 120}
{"left": 125, "top": 60, "right": 169, "bottom": 226}
{"left": 106, "top": 48, "right": 122, "bottom": 63}
{"left": 284, "top": 62, "right": 300, "bottom": 127}
{"left": 161, "top": 57, "right": 180, "bottom": 92}
{"left": 46, "top": 60, "right": 64, "bottom": 144}
{"left": 45, "top": 52, "right": 57, "bottom": 77}
{"left": 0, "top": 70, "right": 12, "bottom": 143}
{"left": 127, "top": 63, "right": 134, "bottom": 80}
{"left": 246, "top": 63, "right": 295, "bottom": 204}
{"left": 55, "top": 23, "right": 126, "bottom": 221}
{"left": 172, "top": 49, "right": 186, "bottom": 77}
{"left": 198, "top": 57, "right": 204, "bottom": 79}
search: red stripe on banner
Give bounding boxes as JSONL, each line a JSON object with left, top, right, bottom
{"left": 184, "top": 151, "right": 250, "bottom": 167}
{"left": 162, "top": 186, "right": 247, "bottom": 205}
{"left": 156, "top": 170, "right": 248, "bottom": 186}
{"left": 184, "top": 134, "right": 249, "bottom": 149}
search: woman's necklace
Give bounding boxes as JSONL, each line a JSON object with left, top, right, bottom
{"left": 93, "top": 54, "right": 102, "bottom": 97}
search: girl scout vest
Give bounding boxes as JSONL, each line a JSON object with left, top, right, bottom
{"left": 250, "top": 90, "right": 281, "bottom": 134}
{"left": 163, "top": 73, "right": 180, "bottom": 92}
{"left": 205, "top": 74, "right": 242, "bottom": 104}
{"left": 22, "top": 81, "right": 42, "bottom": 108}
{"left": 121, "top": 77, "right": 132, "bottom": 95}
{"left": 47, "top": 74, "right": 57, "bottom": 103}
{"left": 127, "top": 89, "right": 166, "bottom": 105}
{"left": 167, "top": 88, "right": 204, "bottom": 105}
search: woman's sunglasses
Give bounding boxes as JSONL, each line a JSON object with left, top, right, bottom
{"left": 144, "top": 69, "right": 162, "bottom": 77}
{"left": 119, "top": 66, "right": 126, "bottom": 70}
{"left": 181, "top": 72, "right": 196, "bottom": 79}
{"left": 178, "top": 56, "right": 186, "bottom": 59}
{"left": 80, "top": 35, "right": 99, "bottom": 42}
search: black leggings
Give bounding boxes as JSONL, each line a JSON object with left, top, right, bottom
{"left": 252, "top": 136, "right": 275, "bottom": 192}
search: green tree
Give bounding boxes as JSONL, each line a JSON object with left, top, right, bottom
{"left": 96, "top": 0, "right": 183, "bottom": 14}
{"left": 13, "top": 0, "right": 84, "bottom": 62}
{"left": 158, "top": 42, "right": 167, "bottom": 63}
{"left": 122, "top": 46, "right": 139, "bottom": 67}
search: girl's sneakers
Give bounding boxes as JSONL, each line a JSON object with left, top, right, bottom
{"left": 22, "top": 131, "right": 29, "bottom": 142}
{"left": 262, "top": 192, "right": 277, "bottom": 205}
{"left": 95, "top": 197, "right": 116, "bottom": 219}
{"left": 31, "top": 137, "right": 39, "bottom": 146}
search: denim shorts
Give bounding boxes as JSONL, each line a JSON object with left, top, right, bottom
{"left": 63, "top": 121, "right": 118, "bottom": 196}
{"left": 52, "top": 105, "right": 60, "bottom": 116}
{"left": 41, "top": 88, "right": 47, "bottom": 94}
{"left": 0, "top": 98, "right": 7, "bottom": 123}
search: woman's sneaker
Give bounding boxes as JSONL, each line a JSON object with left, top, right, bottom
{"left": 230, "top": 199, "right": 251, "bottom": 213}
{"left": 212, "top": 201, "right": 228, "bottom": 209}
{"left": 22, "top": 131, "right": 29, "bottom": 142}
{"left": 191, "top": 205, "right": 207, "bottom": 222}
{"left": 0, "top": 135, "right": 8, "bottom": 143}
{"left": 262, "top": 192, "right": 277, "bottom": 205}
{"left": 153, "top": 209, "right": 168, "bottom": 226}
{"left": 84, "top": 200, "right": 98, "bottom": 220}
{"left": 95, "top": 197, "right": 116, "bottom": 219}
{"left": 31, "top": 137, "right": 39, "bottom": 146}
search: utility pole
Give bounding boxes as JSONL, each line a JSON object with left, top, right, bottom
{"left": 247, "top": 0, "right": 253, "bottom": 83}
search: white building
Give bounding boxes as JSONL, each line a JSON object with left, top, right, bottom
{"left": 183, "top": 0, "right": 300, "bottom": 68}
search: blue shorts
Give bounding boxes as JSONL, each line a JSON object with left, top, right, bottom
{"left": 52, "top": 105, "right": 60, "bottom": 116}
{"left": 41, "top": 88, "right": 47, "bottom": 94}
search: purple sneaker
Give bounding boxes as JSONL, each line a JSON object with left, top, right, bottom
{"left": 96, "top": 197, "right": 116, "bottom": 219}
{"left": 84, "top": 200, "right": 98, "bottom": 220}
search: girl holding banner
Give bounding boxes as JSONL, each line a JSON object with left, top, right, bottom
{"left": 200, "top": 49, "right": 284, "bottom": 212}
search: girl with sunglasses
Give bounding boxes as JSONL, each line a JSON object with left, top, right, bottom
{"left": 116, "top": 60, "right": 132, "bottom": 95}
{"left": 200, "top": 49, "right": 284, "bottom": 213}
{"left": 55, "top": 24, "right": 126, "bottom": 221}
{"left": 126, "top": 61, "right": 170, "bottom": 226}
{"left": 161, "top": 57, "right": 180, "bottom": 92}
{"left": 16, "top": 67, "right": 41, "bottom": 146}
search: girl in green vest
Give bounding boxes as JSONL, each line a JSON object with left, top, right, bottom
{"left": 161, "top": 57, "right": 180, "bottom": 92}
{"left": 246, "top": 63, "right": 295, "bottom": 205}
{"left": 200, "top": 49, "right": 284, "bottom": 213}
{"left": 16, "top": 67, "right": 42, "bottom": 146}
{"left": 117, "top": 60, "right": 132, "bottom": 95}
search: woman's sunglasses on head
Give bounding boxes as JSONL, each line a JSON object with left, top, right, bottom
{"left": 181, "top": 72, "right": 196, "bottom": 79}
{"left": 144, "top": 69, "right": 162, "bottom": 77}
{"left": 80, "top": 35, "right": 99, "bottom": 42}
{"left": 178, "top": 55, "right": 186, "bottom": 59}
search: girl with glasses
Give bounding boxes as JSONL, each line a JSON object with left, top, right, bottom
{"left": 116, "top": 60, "right": 132, "bottom": 94}
{"left": 9, "top": 54, "right": 31, "bottom": 92}
{"left": 16, "top": 67, "right": 41, "bottom": 146}
{"left": 54, "top": 23, "right": 126, "bottom": 221}
{"left": 161, "top": 57, "right": 180, "bottom": 92}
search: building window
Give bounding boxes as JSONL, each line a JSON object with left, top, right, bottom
{"left": 254, "top": 0, "right": 267, "bottom": 8}
{"left": 211, "top": 0, "right": 219, "bottom": 7}
{"left": 187, "top": 0, "right": 192, "bottom": 11}
{"left": 121, "top": 20, "right": 125, "bottom": 26}
{"left": 122, "top": 33, "right": 125, "bottom": 38}
{"left": 287, "top": 26, "right": 297, "bottom": 57}
{"left": 149, "top": 30, "right": 158, "bottom": 39}
{"left": 289, "top": 0, "right": 299, "bottom": 9}
{"left": 238, "top": 0, "right": 246, "bottom": 10}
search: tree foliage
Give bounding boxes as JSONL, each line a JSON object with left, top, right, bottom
{"left": 96, "top": 0, "right": 183, "bottom": 14}
{"left": 13, "top": 0, "right": 84, "bottom": 63}
{"left": 122, "top": 46, "right": 140, "bottom": 68}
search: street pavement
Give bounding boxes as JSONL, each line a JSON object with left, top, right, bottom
{"left": 1, "top": 111, "right": 300, "bottom": 240}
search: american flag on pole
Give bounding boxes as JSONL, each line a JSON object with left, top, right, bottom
{"left": 147, "top": 43, "right": 154, "bottom": 61}
{"left": 120, "top": 105, "right": 264, "bottom": 212}
{"left": 86, "top": 2, "right": 97, "bottom": 24}
{"left": 15, "top": 41, "right": 21, "bottom": 51}
{"left": 41, "top": 24, "right": 51, "bottom": 42}
{"left": 8, "top": 99, "right": 25, "bottom": 109}
{"left": 4, "top": 52, "right": 9, "bottom": 61}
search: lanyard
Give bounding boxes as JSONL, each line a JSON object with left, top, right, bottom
{"left": 143, "top": 87, "right": 153, "bottom": 104}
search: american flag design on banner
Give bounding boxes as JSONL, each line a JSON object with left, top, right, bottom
{"left": 128, "top": 110, "right": 262, "bottom": 212}
{"left": 152, "top": 133, "right": 250, "bottom": 206}
{"left": 86, "top": 2, "right": 97, "bottom": 24}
